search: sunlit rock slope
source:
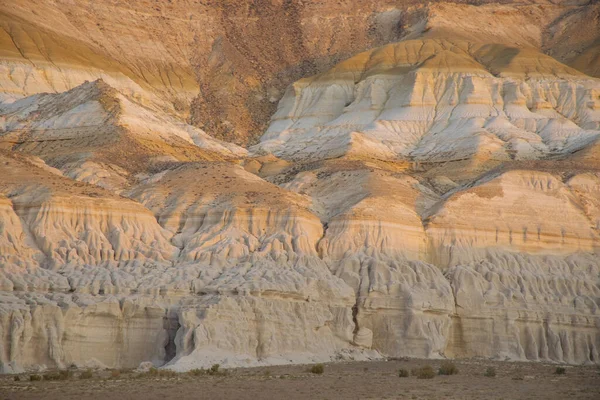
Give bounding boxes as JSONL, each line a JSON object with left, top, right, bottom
{"left": 0, "top": 0, "right": 599, "bottom": 373}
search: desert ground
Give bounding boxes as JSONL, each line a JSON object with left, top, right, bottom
{"left": 1, "top": 359, "right": 599, "bottom": 400}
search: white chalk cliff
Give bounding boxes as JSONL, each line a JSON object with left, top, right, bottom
{"left": 259, "top": 40, "right": 600, "bottom": 165}
{"left": 0, "top": 1, "right": 599, "bottom": 374}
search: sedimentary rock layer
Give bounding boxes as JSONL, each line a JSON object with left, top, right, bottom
{"left": 3, "top": 149, "right": 597, "bottom": 371}
{"left": 0, "top": 80, "right": 245, "bottom": 191}
{"left": 0, "top": 0, "right": 599, "bottom": 374}
{"left": 1, "top": 0, "right": 599, "bottom": 143}
{"left": 258, "top": 39, "right": 600, "bottom": 173}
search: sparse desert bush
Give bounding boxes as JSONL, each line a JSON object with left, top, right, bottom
{"left": 187, "top": 364, "right": 226, "bottom": 377}
{"left": 555, "top": 367, "right": 566, "bottom": 375}
{"left": 111, "top": 370, "right": 121, "bottom": 378}
{"left": 59, "top": 370, "right": 73, "bottom": 380}
{"left": 159, "top": 369, "right": 178, "bottom": 377}
{"left": 188, "top": 368, "right": 205, "bottom": 376}
{"left": 310, "top": 364, "right": 324, "bottom": 374}
{"left": 147, "top": 367, "right": 178, "bottom": 377}
{"left": 438, "top": 361, "right": 459, "bottom": 375}
{"left": 414, "top": 365, "right": 436, "bottom": 379}
{"left": 29, "top": 374, "right": 42, "bottom": 382}
{"left": 13, "top": 375, "right": 21, "bottom": 382}
{"left": 80, "top": 369, "right": 93, "bottom": 379}
{"left": 484, "top": 367, "right": 496, "bottom": 377}
{"left": 43, "top": 372, "right": 64, "bottom": 381}
{"left": 398, "top": 368, "right": 409, "bottom": 378}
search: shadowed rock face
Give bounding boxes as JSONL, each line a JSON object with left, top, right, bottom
{"left": 0, "top": 1, "right": 599, "bottom": 373}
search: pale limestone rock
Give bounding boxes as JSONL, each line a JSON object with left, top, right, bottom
{"left": 426, "top": 170, "right": 599, "bottom": 265}
{"left": 169, "top": 295, "right": 357, "bottom": 369}
{"left": 424, "top": 169, "right": 600, "bottom": 363}
{"left": 257, "top": 40, "right": 600, "bottom": 171}
{"left": 0, "top": 152, "right": 367, "bottom": 371}
{"left": 445, "top": 254, "right": 600, "bottom": 364}
{"left": 0, "top": 80, "right": 246, "bottom": 192}
{"left": 282, "top": 164, "right": 457, "bottom": 359}
{"left": 0, "top": 4, "right": 599, "bottom": 373}
{"left": 3, "top": 144, "right": 599, "bottom": 370}
{"left": 0, "top": 292, "right": 172, "bottom": 372}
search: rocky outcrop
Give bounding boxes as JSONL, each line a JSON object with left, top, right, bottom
{"left": 428, "top": 170, "right": 600, "bottom": 364}
{"left": 0, "top": 0, "right": 599, "bottom": 374}
{"left": 1, "top": 1, "right": 599, "bottom": 144}
{"left": 0, "top": 152, "right": 369, "bottom": 371}
{"left": 0, "top": 154, "right": 599, "bottom": 372}
{"left": 282, "top": 162, "right": 600, "bottom": 364}
{"left": 252, "top": 33, "right": 600, "bottom": 366}
{"left": 258, "top": 40, "right": 600, "bottom": 171}
{"left": 0, "top": 80, "right": 245, "bottom": 191}
{"left": 0, "top": 293, "right": 171, "bottom": 373}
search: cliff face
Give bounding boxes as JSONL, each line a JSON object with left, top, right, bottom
{"left": 0, "top": 0, "right": 599, "bottom": 373}
{"left": 2, "top": 1, "right": 599, "bottom": 145}
{"left": 259, "top": 40, "right": 599, "bottom": 164}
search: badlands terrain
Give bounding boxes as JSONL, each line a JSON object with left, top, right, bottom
{"left": 0, "top": 0, "right": 599, "bottom": 379}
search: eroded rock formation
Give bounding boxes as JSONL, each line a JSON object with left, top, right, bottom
{"left": 0, "top": 0, "right": 598, "bottom": 373}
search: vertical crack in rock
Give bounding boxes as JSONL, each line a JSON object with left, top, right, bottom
{"left": 163, "top": 313, "right": 180, "bottom": 363}
{"left": 316, "top": 221, "right": 329, "bottom": 257}
{"left": 350, "top": 260, "right": 369, "bottom": 346}
{"left": 351, "top": 302, "right": 360, "bottom": 336}
{"left": 315, "top": 219, "right": 363, "bottom": 343}
{"left": 444, "top": 269, "right": 460, "bottom": 314}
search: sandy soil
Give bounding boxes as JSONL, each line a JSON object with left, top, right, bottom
{"left": 1, "top": 359, "right": 599, "bottom": 400}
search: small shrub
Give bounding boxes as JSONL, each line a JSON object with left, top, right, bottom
{"left": 43, "top": 373, "right": 60, "bottom": 381}
{"left": 147, "top": 368, "right": 177, "bottom": 377}
{"left": 161, "top": 369, "right": 177, "bottom": 377}
{"left": 29, "top": 374, "right": 42, "bottom": 382}
{"left": 188, "top": 368, "right": 205, "bottom": 376}
{"left": 310, "top": 364, "right": 324, "bottom": 374}
{"left": 414, "top": 365, "right": 436, "bottom": 379}
{"left": 398, "top": 368, "right": 409, "bottom": 378}
{"left": 59, "top": 370, "right": 73, "bottom": 380}
{"left": 14, "top": 375, "right": 21, "bottom": 382}
{"left": 80, "top": 369, "right": 93, "bottom": 379}
{"left": 111, "top": 370, "right": 121, "bottom": 378}
{"left": 185, "top": 365, "right": 226, "bottom": 377}
{"left": 484, "top": 367, "right": 496, "bottom": 377}
{"left": 555, "top": 367, "right": 566, "bottom": 375}
{"left": 264, "top": 370, "right": 272, "bottom": 376}
{"left": 438, "top": 361, "right": 459, "bottom": 376}
{"left": 202, "top": 364, "right": 227, "bottom": 376}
